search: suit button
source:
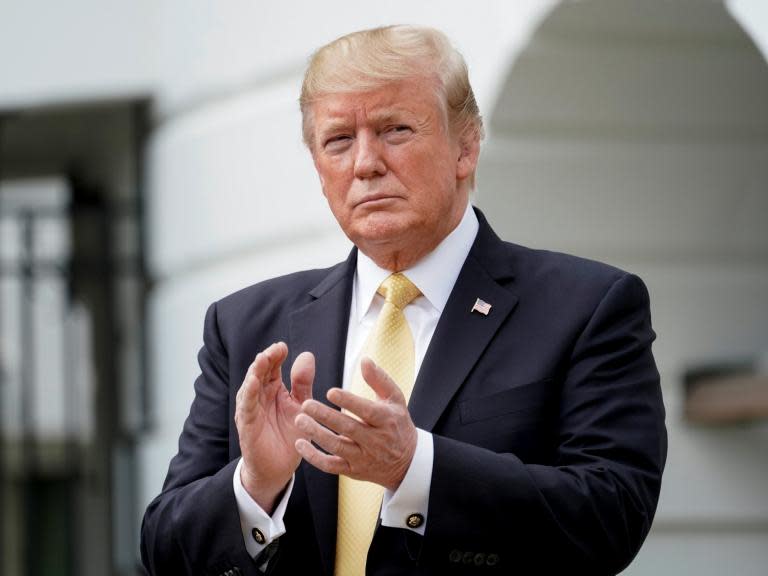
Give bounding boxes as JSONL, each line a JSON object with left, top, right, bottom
{"left": 486, "top": 553, "right": 500, "bottom": 566}
{"left": 462, "top": 551, "right": 474, "bottom": 565}
{"left": 474, "top": 553, "right": 486, "bottom": 566}
{"left": 449, "top": 549, "right": 462, "bottom": 563}
{"left": 406, "top": 513, "right": 424, "bottom": 529}
{"left": 251, "top": 527, "right": 266, "bottom": 545}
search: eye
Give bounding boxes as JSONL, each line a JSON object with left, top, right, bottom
{"left": 323, "top": 134, "right": 353, "bottom": 152}
{"left": 384, "top": 125, "right": 413, "bottom": 141}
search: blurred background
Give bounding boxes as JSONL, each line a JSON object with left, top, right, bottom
{"left": 0, "top": 0, "right": 766, "bottom": 574}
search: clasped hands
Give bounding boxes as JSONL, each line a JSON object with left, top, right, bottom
{"left": 234, "top": 342, "right": 417, "bottom": 514}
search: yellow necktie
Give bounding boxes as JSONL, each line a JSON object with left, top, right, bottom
{"left": 335, "top": 273, "right": 421, "bottom": 576}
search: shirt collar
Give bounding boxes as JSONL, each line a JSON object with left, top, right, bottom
{"left": 355, "top": 202, "right": 479, "bottom": 319}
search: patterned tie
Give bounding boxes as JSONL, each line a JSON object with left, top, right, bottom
{"left": 335, "top": 273, "right": 422, "bottom": 576}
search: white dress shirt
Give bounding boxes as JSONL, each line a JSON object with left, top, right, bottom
{"left": 234, "top": 202, "right": 479, "bottom": 560}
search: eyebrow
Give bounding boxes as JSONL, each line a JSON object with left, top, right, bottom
{"left": 369, "top": 107, "right": 416, "bottom": 124}
{"left": 317, "top": 119, "right": 352, "bottom": 135}
{"left": 317, "top": 109, "right": 413, "bottom": 135}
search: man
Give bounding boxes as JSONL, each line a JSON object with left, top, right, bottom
{"left": 141, "top": 25, "right": 667, "bottom": 576}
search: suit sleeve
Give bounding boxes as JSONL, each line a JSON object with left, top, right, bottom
{"left": 140, "top": 302, "right": 259, "bottom": 575}
{"left": 422, "top": 273, "right": 667, "bottom": 575}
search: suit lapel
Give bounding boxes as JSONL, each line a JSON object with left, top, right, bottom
{"left": 288, "top": 250, "right": 356, "bottom": 576}
{"left": 409, "top": 211, "right": 519, "bottom": 431}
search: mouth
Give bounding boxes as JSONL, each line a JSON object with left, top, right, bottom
{"left": 354, "top": 193, "right": 403, "bottom": 208}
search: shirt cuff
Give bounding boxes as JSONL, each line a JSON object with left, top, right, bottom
{"left": 233, "top": 458, "right": 294, "bottom": 559}
{"left": 380, "top": 428, "right": 433, "bottom": 535}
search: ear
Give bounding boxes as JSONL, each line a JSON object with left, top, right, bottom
{"left": 456, "top": 129, "right": 481, "bottom": 181}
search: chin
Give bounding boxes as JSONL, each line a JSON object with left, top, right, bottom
{"left": 351, "top": 213, "right": 414, "bottom": 246}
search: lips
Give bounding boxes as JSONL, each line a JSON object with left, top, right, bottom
{"left": 355, "top": 193, "right": 402, "bottom": 207}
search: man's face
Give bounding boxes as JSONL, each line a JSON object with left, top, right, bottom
{"left": 309, "top": 76, "right": 477, "bottom": 270}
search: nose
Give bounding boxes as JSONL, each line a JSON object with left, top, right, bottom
{"left": 353, "top": 132, "right": 387, "bottom": 179}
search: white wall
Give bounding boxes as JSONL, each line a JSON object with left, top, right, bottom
{"left": 0, "top": 0, "right": 158, "bottom": 110}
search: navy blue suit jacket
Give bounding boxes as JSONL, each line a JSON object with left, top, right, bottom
{"left": 141, "top": 210, "right": 667, "bottom": 575}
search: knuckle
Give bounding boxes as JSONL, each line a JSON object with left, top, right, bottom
{"left": 358, "top": 404, "right": 375, "bottom": 423}
{"left": 381, "top": 412, "right": 397, "bottom": 431}
{"left": 337, "top": 416, "right": 355, "bottom": 436}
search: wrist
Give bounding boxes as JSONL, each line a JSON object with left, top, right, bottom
{"left": 387, "top": 427, "right": 418, "bottom": 491}
{"left": 240, "top": 463, "right": 289, "bottom": 515}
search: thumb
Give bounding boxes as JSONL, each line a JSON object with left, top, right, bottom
{"left": 290, "top": 351, "right": 315, "bottom": 403}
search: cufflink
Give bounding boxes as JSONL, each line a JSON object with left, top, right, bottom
{"left": 251, "top": 527, "right": 266, "bottom": 545}
{"left": 406, "top": 513, "right": 424, "bottom": 529}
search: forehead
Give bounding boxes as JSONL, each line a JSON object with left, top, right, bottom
{"left": 311, "top": 77, "right": 444, "bottom": 127}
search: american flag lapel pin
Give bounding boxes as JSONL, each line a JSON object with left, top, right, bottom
{"left": 471, "top": 298, "right": 492, "bottom": 316}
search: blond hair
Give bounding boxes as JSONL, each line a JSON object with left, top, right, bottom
{"left": 300, "top": 25, "right": 484, "bottom": 149}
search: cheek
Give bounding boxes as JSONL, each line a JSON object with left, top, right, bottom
{"left": 317, "top": 163, "right": 350, "bottom": 198}
{"left": 402, "top": 152, "right": 455, "bottom": 194}
{"left": 405, "top": 142, "right": 455, "bottom": 176}
{"left": 393, "top": 153, "right": 433, "bottom": 186}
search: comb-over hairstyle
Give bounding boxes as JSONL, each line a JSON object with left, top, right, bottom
{"left": 300, "top": 25, "right": 484, "bottom": 149}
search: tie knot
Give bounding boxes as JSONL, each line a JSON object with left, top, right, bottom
{"left": 377, "top": 273, "right": 421, "bottom": 310}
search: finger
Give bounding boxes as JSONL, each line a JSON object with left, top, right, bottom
{"left": 254, "top": 342, "right": 288, "bottom": 391}
{"left": 265, "top": 342, "right": 289, "bottom": 382}
{"left": 301, "top": 399, "right": 362, "bottom": 438}
{"left": 326, "top": 387, "right": 388, "bottom": 428}
{"left": 360, "top": 357, "right": 406, "bottom": 404}
{"left": 270, "top": 342, "right": 289, "bottom": 379}
{"left": 294, "top": 413, "right": 358, "bottom": 458}
{"left": 239, "top": 343, "right": 288, "bottom": 413}
{"left": 237, "top": 353, "right": 264, "bottom": 411}
{"left": 290, "top": 351, "right": 315, "bottom": 403}
{"left": 295, "top": 438, "right": 350, "bottom": 475}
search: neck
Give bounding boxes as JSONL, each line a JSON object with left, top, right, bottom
{"left": 362, "top": 201, "right": 469, "bottom": 272}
